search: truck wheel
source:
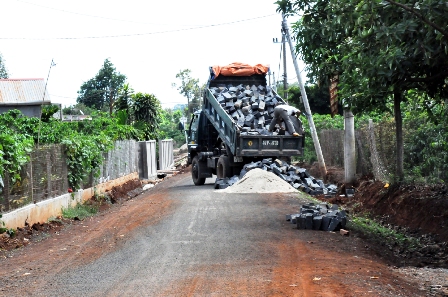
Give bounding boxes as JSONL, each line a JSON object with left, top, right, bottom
{"left": 217, "top": 156, "right": 231, "bottom": 179}
{"left": 232, "top": 165, "right": 243, "bottom": 177}
{"left": 192, "top": 156, "right": 206, "bottom": 185}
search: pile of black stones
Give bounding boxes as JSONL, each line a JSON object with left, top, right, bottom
{"left": 209, "top": 84, "right": 290, "bottom": 135}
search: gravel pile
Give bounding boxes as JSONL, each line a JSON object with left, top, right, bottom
{"left": 215, "top": 158, "right": 338, "bottom": 196}
{"left": 217, "top": 168, "right": 297, "bottom": 194}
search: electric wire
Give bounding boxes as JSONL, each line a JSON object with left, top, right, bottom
{"left": 50, "top": 94, "right": 187, "bottom": 106}
{"left": 14, "top": 0, "right": 199, "bottom": 26}
{"left": 0, "top": 14, "right": 277, "bottom": 40}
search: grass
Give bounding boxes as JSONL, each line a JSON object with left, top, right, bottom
{"left": 348, "top": 215, "right": 421, "bottom": 250}
{"left": 48, "top": 216, "right": 64, "bottom": 224}
{"left": 62, "top": 203, "right": 98, "bottom": 220}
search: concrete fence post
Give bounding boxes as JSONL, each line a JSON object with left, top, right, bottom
{"left": 138, "top": 140, "right": 157, "bottom": 179}
{"left": 158, "top": 139, "right": 174, "bottom": 171}
{"left": 344, "top": 109, "right": 356, "bottom": 184}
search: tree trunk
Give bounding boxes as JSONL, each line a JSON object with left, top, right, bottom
{"left": 394, "top": 87, "right": 404, "bottom": 181}
{"left": 109, "top": 91, "right": 114, "bottom": 115}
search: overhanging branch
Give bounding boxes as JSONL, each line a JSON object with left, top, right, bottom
{"left": 407, "top": 70, "right": 448, "bottom": 82}
{"left": 384, "top": 0, "right": 448, "bottom": 39}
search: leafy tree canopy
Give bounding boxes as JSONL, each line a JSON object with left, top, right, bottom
{"left": 172, "top": 69, "right": 203, "bottom": 117}
{"left": 158, "top": 108, "right": 186, "bottom": 148}
{"left": 114, "top": 83, "right": 134, "bottom": 114}
{"left": 277, "top": 82, "right": 342, "bottom": 115}
{"left": 0, "top": 52, "right": 9, "bottom": 79}
{"left": 131, "top": 92, "right": 161, "bottom": 140}
{"left": 41, "top": 104, "right": 60, "bottom": 122}
{"left": 77, "top": 59, "right": 126, "bottom": 112}
{"left": 276, "top": 0, "right": 448, "bottom": 113}
{"left": 62, "top": 103, "right": 96, "bottom": 115}
{"left": 277, "top": 0, "right": 448, "bottom": 180}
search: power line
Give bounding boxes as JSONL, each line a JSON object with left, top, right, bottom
{"left": 50, "top": 94, "right": 187, "bottom": 106}
{"left": 0, "top": 13, "right": 277, "bottom": 40}
{"left": 14, "top": 0, "right": 200, "bottom": 26}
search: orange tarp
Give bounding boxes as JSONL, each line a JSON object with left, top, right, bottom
{"left": 212, "top": 62, "right": 269, "bottom": 78}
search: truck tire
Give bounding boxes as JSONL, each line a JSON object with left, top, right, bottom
{"left": 232, "top": 165, "right": 243, "bottom": 177}
{"left": 191, "top": 156, "right": 206, "bottom": 185}
{"left": 217, "top": 155, "right": 231, "bottom": 179}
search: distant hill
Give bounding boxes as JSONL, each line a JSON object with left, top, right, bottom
{"left": 173, "top": 104, "right": 187, "bottom": 111}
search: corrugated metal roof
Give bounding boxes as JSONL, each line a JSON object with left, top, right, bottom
{"left": 0, "top": 78, "right": 51, "bottom": 104}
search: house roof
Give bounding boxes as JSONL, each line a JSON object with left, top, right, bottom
{"left": 0, "top": 78, "right": 51, "bottom": 104}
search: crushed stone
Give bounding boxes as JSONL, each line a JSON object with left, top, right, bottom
{"left": 217, "top": 168, "right": 298, "bottom": 193}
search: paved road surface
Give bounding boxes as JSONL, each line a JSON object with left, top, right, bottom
{"left": 0, "top": 172, "right": 424, "bottom": 296}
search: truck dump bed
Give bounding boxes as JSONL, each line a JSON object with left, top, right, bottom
{"left": 202, "top": 70, "right": 304, "bottom": 158}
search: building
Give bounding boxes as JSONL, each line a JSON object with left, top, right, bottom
{"left": 0, "top": 78, "right": 56, "bottom": 118}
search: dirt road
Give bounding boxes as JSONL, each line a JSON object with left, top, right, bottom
{"left": 0, "top": 172, "right": 431, "bottom": 296}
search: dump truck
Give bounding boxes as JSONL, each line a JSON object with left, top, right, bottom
{"left": 187, "top": 63, "right": 304, "bottom": 185}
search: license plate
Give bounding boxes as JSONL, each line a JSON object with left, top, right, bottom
{"left": 262, "top": 140, "right": 279, "bottom": 146}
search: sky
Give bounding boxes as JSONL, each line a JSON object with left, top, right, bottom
{"left": 0, "top": 0, "right": 305, "bottom": 109}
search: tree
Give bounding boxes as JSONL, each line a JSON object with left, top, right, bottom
{"left": 77, "top": 59, "right": 126, "bottom": 113}
{"left": 172, "top": 69, "right": 203, "bottom": 118}
{"left": 0, "top": 52, "right": 9, "bottom": 79}
{"left": 41, "top": 104, "right": 60, "bottom": 122}
{"left": 114, "top": 83, "right": 134, "bottom": 125}
{"left": 158, "top": 108, "right": 185, "bottom": 148}
{"left": 277, "top": 82, "right": 340, "bottom": 115}
{"left": 131, "top": 92, "right": 161, "bottom": 140}
{"left": 114, "top": 83, "right": 134, "bottom": 112}
{"left": 62, "top": 103, "right": 96, "bottom": 115}
{"left": 277, "top": 0, "right": 448, "bottom": 181}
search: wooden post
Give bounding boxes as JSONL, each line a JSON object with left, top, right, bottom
{"left": 46, "top": 152, "right": 52, "bottom": 198}
{"left": 4, "top": 172, "right": 10, "bottom": 211}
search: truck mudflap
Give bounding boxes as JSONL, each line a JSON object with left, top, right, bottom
{"left": 237, "top": 135, "right": 304, "bottom": 156}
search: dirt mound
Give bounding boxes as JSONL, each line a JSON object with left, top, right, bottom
{"left": 218, "top": 168, "right": 297, "bottom": 194}
{"left": 0, "top": 219, "right": 67, "bottom": 252}
{"left": 106, "top": 179, "right": 142, "bottom": 203}
{"left": 350, "top": 180, "right": 448, "bottom": 243}
{"left": 313, "top": 177, "right": 448, "bottom": 268}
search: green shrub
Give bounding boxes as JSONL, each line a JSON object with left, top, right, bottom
{"left": 62, "top": 203, "right": 98, "bottom": 220}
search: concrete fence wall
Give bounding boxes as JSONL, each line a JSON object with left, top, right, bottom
{"left": 98, "top": 140, "right": 138, "bottom": 183}
{"left": 1, "top": 173, "right": 138, "bottom": 230}
{"left": 1, "top": 138, "right": 174, "bottom": 230}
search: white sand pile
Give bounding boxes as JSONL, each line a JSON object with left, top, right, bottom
{"left": 218, "top": 168, "right": 298, "bottom": 193}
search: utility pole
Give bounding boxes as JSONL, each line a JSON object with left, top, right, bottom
{"left": 273, "top": 35, "right": 288, "bottom": 100}
{"left": 37, "top": 59, "right": 56, "bottom": 148}
{"left": 268, "top": 69, "right": 272, "bottom": 87}
{"left": 282, "top": 33, "right": 288, "bottom": 100}
{"left": 281, "top": 14, "right": 327, "bottom": 177}
{"left": 180, "top": 116, "right": 188, "bottom": 145}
